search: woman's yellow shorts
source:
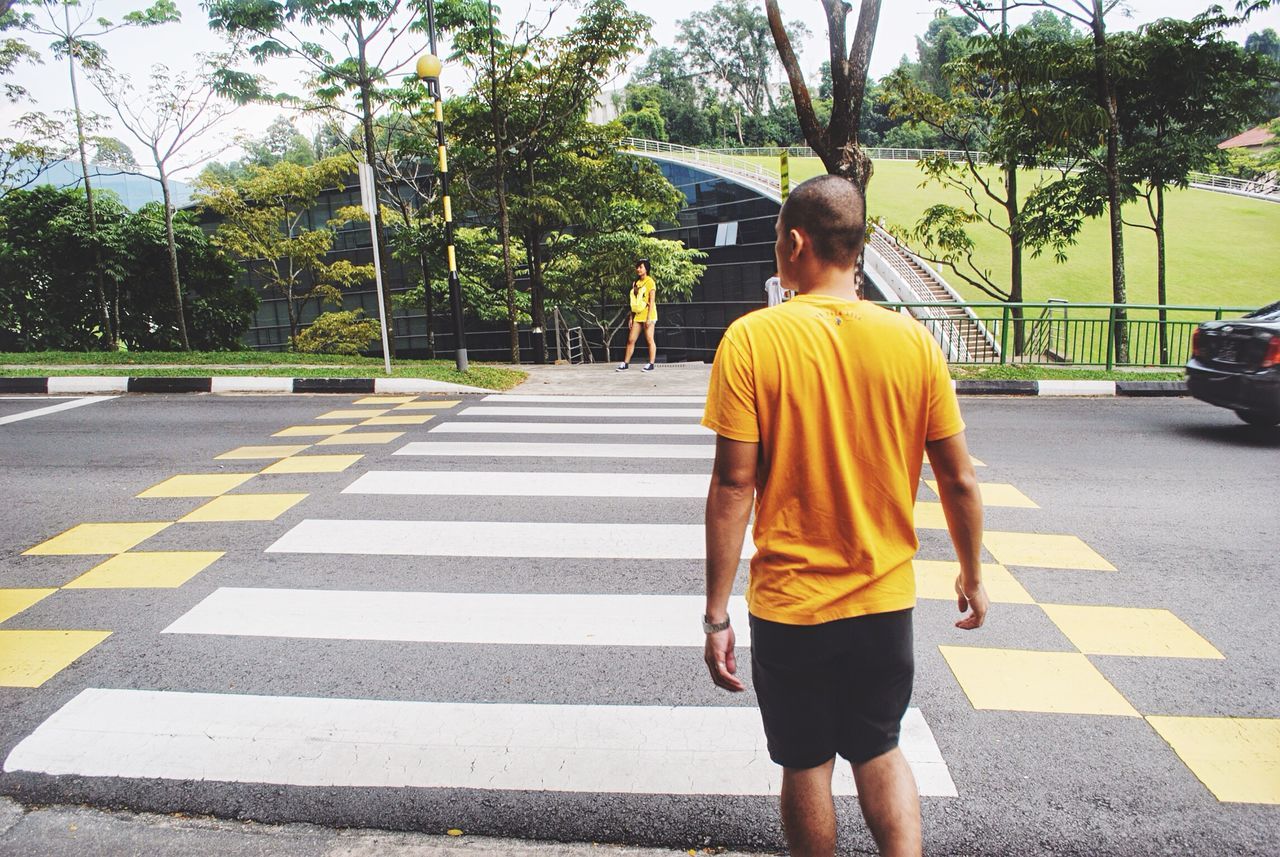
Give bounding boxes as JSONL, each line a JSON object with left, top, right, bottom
{"left": 632, "top": 310, "right": 657, "bottom": 324}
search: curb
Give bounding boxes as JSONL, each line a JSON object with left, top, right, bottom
{"left": 951, "top": 379, "right": 1186, "bottom": 397}
{"left": 1, "top": 376, "right": 492, "bottom": 395}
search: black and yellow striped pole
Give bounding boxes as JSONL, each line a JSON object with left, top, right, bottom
{"left": 780, "top": 149, "right": 791, "bottom": 202}
{"left": 417, "top": 7, "right": 468, "bottom": 372}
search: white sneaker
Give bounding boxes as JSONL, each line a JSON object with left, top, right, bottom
{"left": 616, "top": 362, "right": 628, "bottom": 371}
{"left": 642, "top": 363, "right": 655, "bottom": 372}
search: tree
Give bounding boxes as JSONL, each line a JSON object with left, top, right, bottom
{"left": 91, "top": 135, "right": 135, "bottom": 167}
{"left": 449, "top": 0, "right": 652, "bottom": 363}
{"left": 1244, "top": 28, "right": 1280, "bottom": 116}
{"left": 914, "top": 11, "right": 979, "bottom": 98}
{"left": 1115, "top": 15, "right": 1274, "bottom": 360}
{"left": 90, "top": 50, "right": 261, "bottom": 350}
{"left": 766, "top": 0, "right": 883, "bottom": 291}
{"left": 0, "top": 111, "right": 71, "bottom": 198}
{"left": 206, "top": 0, "right": 487, "bottom": 358}
{"left": 17, "top": 0, "right": 179, "bottom": 349}
{"left": 195, "top": 156, "right": 375, "bottom": 347}
{"left": 676, "top": 0, "right": 808, "bottom": 144}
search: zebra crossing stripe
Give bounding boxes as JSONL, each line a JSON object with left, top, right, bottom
{"left": 394, "top": 441, "right": 715, "bottom": 459}
{"left": 2, "top": 688, "right": 957, "bottom": 797}
{"left": 460, "top": 406, "right": 705, "bottom": 418}
{"left": 485, "top": 395, "right": 707, "bottom": 404}
{"left": 344, "top": 471, "right": 710, "bottom": 498}
{"left": 430, "top": 422, "right": 712, "bottom": 436}
{"left": 267, "top": 520, "right": 751, "bottom": 559}
{"left": 164, "top": 589, "right": 750, "bottom": 646}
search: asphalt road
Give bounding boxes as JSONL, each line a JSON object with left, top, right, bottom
{"left": 0, "top": 393, "right": 1276, "bottom": 856}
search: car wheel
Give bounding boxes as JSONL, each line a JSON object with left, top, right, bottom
{"left": 1235, "top": 409, "right": 1280, "bottom": 427}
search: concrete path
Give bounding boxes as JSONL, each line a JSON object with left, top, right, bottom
{"left": 512, "top": 363, "right": 712, "bottom": 396}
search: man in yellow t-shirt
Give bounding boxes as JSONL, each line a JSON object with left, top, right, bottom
{"left": 618, "top": 259, "right": 658, "bottom": 372}
{"left": 701, "top": 175, "right": 988, "bottom": 857}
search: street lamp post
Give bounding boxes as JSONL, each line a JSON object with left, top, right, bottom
{"left": 418, "top": 1, "right": 468, "bottom": 373}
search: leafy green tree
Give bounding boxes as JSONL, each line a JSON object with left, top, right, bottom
{"left": 294, "top": 309, "right": 381, "bottom": 354}
{"left": 206, "top": 0, "right": 487, "bottom": 356}
{"left": 16, "top": 0, "right": 180, "bottom": 348}
{"left": 0, "top": 111, "right": 71, "bottom": 198}
{"left": 1244, "top": 28, "right": 1280, "bottom": 116}
{"left": 914, "top": 11, "right": 978, "bottom": 98}
{"left": 449, "top": 0, "right": 652, "bottom": 362}
{"left": 195, "top": 156, "right": 375, "bottom": 348}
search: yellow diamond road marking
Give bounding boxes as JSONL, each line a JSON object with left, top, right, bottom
{"left": 354, "top": 396, "right": 417, "bottom": 405}
{"left": 272, "top": 424, "right": 357, "bottom": 438}
{"left": 925, "top": 480, "right": 1039, "bottom": 508}
{"left": 393, "top": 400, "right": 461, "bottom": 410}
{"left": 137, "top": 473, "right": 257, "bottom": 498}
{"left": 0, "top": 589, "right": 57, "bottom": 623}
{"left": 913, "top": 501, "right": 948, "bottom": 530}
{"left": 180, "top": 494, "right": 307, "bottom": 523}
{"left": 216, "top": 445, "right": 310, "bottom": 460}
{"left": 939, "top": 646, "right": 1139, "bottom": 717}
{"left": 1147, "top": 716, "right": 1280, "bottom": 805}
{"left": 361, "top": 415, "right": 435, "bottom": 426}
{"left": 261, "top": 454, "right": 363, "bottom": 475}
{"left": 317, "top": 409, "right": 389, "bottom": 420}
{"left": 983, "top": 531, "right": 1116, "bottom": 571}
{"left": 0, "top": 630, "right": 112, "bottom": 688}
{"left": 315, "top": 432, "right": 405, "bottom": 446}
{"left": 1041, "top": 604, "right": 1224, "bottom": 659}
{"left": 914, "top": 561, "right": 1034, "bottom": 604}
{"left": 64, "top": 552, "right": 225, "bottom": 589}
{"left": 24, "top": 522, "right": 172, "bottom": 556}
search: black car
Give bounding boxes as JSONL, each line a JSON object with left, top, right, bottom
{"left": 1186, "top": 299, "right": 1280, "bottom": 427}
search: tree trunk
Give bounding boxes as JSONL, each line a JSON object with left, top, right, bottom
{"left": 494, "top": 150, "right": 520, "bottom": 363}
{"left": 419, "top": 252, "right": 435, "bottom": 358}
{"left": 356, "top": 28, "right": 395, "bottom": 358}
{"left": 65, "top": 15, "right": 113, "bottom": 350}
{"left": 1090, "top": 0, "right": 1128, "bottom": 363}
{"left": 528, "top": 228, "right": 547, "bottom": 365}
{"left": 158, "top": 165, "right": 191, "bottom": 351}
{"left": 1156, "top": 182, "right": 1168, "bottom": 365}
{"left": 1006, "top": 163, "right": 1025, "bottom": 356}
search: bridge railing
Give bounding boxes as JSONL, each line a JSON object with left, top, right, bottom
{"left": 621, "top": 138, "right": 780, "bottom": 191}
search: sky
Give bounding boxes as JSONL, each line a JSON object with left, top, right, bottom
{"left": 5, "top": 0, "right": 1278, "bottom": 178}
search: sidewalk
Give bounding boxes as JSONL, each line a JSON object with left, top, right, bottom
{"left": 0, "top": 799, "right": 759, "bottom": 857}
{"left": 513, "top": 363, "right": 712, "bottom": 396}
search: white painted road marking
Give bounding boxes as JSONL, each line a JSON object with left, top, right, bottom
{"left": 430, "top": 422, "right": 713, "bottom": 436}
{"left": 3, "top": 688, "right": 957, "bottom": 796}
{"left": 485, "top": 395, "right": 707, "bottom": 404}
{"left": 461, "top": 406, "right": 705, "bottom": 418}
{"left": 344, "top": 470, "right": 710, "bottom": 498}
{"left": 267, "top": 519, "right": 752, "bottom": 559}
{"left": 0, "top": 396, "right": 117, "bottom": 426}
{"left": 165, "top": 589, "right": 752, "bottom": 647}
{"left": 395, "top": 441, "right": 715, "bottom": 459}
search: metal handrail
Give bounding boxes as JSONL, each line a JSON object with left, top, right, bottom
{"left": 621, "top": 138, "right": 779, "bottom": 190}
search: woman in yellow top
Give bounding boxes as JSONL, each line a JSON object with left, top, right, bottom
{"left": 618, "top": 259, "right": 658, "bottom": 372}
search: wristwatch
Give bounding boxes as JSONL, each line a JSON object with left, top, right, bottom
{"left": 702, "top": 614, "right": 731, "bottom": 634}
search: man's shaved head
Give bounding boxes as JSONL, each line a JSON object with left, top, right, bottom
{"left": 778, "top": 175, "right": 866, "bottom": 268}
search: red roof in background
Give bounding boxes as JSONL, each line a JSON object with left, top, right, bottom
{"left": 1219, "top": 124, "right": 1277, "bottom": 149}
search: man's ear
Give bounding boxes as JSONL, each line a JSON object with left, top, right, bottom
{"left": 787, "top": 228, "right": 805, "bottom": 263}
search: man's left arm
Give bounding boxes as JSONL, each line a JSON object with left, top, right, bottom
{"left": 703, "top": 435, "right": 757, "bottom": 693}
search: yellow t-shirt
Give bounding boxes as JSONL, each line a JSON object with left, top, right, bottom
{"left": 702, "top": 294, "right": 965, "bottom": 625}
{"left": 630, "top": 276, "right": 657, "bottom": 321}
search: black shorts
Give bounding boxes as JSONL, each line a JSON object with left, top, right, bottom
{"left": 750, "top": 609, "right": 914, "bottom": 769}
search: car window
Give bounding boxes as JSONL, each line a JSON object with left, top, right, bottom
{"left": 1244, "top": 300, "right": 1280, "bottom": 321}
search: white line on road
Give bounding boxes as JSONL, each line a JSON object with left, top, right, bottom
{"left": 395, "top": 441, "right": 715, "bottom": 459}
{"left": 267, "top": 519, "right": 751, "bottom": 559}
{"left": 485, "top": 395, "right": 707, "bottom": 404}
{"left": 461, "top": 406, "right": 705, "bottom": 418}
{"left": 3, "top": 688, "right": 956, "bottom": 796}
{"left": 165, "top": 589, "right": 750, "bottom": 647}
{"left": 430, "top": 422, "right": 713, "bottom": 436}
{"left": 0, "top": 396, "right": 117, "bottom": 426}
{"left": 344, "top": 471, "right": 710, "bottom": 498}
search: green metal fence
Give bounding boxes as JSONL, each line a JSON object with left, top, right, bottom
{"left": 877, "top": 302, "right": 1260, "bottom": 368}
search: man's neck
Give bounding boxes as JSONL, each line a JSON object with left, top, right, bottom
{"left": 794, "top": 269, "right": 859, "bottom": 301}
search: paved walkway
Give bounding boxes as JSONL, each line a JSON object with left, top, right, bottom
{"left": 512, "top": 363, "right": 711, "bottom": 396}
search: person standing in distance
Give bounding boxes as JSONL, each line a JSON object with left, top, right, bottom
{"left": 618, "top": 259, "right": 657, "bottom": 372}
{"left": 765, "top": 270, "right": 786, "bottom": 307}
{"left": 701, "top": 175, "right": 988, "bottom": 857}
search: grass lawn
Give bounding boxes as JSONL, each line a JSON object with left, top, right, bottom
{"left": 742, "top": 156, "right": 1278, "bottom": 311}
{"left": 0, "top": 352, "right": 526, "bottom": 390}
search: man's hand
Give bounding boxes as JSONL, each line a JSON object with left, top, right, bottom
{"left": 704, "top": 626, "right": 745, "bottom": 692}
{"left": 954, "top": 576, "right": 989, "bottom": 630}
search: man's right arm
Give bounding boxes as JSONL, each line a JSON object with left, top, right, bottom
{"left": 925, "top": 431, "right": 988, "bottom": 630}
